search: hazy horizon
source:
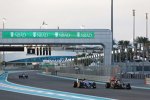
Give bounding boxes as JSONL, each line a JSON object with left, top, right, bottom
{"left": 0, "top": 0, "right": 150, "bottom": 41}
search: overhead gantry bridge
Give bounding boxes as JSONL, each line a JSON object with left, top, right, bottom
{"left": 0, "top": 29, "right": 112, "bottom": 65}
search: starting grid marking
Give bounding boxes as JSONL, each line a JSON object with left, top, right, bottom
{"left": 0, "top": 72, "right": 117, "bottom": 100}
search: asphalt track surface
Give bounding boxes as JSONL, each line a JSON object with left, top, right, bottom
{"left": 0, "top": 90, "right": 58, "bottom": 100}
{"left": 1, "top": 71, "right": 150, "bottom": 100}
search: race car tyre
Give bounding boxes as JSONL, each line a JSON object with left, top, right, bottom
{"left": 105, "top": 82, "right": 110, "bottom": 88}
{"left": 92, "top": 82, "right": 96, "bottom": 89}
{"left": 126, "top": 83, "right": 131, "bottom": 89}
{"left": 19, "top": 75, "right": 23, "bottom": 79}
{"left": 73, "top": 81, "right": 77, "bottom": 88}
{"left": 25, "top": 75, "right": 28, "bottom": 79}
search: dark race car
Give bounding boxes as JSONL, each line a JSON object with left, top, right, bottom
{"left": 105, "top": 78, "right": 131, "bottom": 89}
{"left": 19, "top": 73, "right": 28, "bottom": 79}
{"left": 73, "top": 79, "right": 96, "bottom": 89}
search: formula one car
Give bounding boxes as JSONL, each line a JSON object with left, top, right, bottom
{"left": 18, "top": 73, "right": 28, "bottom": 79}
{"left": 105, "top": 78, "right": 131, "bottom": 89}
{"left": 73, "top": 79, "right": 96, "bottom": 89}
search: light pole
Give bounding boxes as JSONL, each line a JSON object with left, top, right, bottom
{"left": 133, "top": 10, "right": 136, "bottom": 60}
{"left": 125, "top": 48, "right": 128, "bottom": 72}
{"left": 118, "top": 49, "right": 122, "bottom": 79}
{"left": 2, "top": 18, "right": 6, "bottom": 70}
{"left": 133, "top": 10, "right": 135, "bottom": 44}
{"left": 112, "top": 51, "right": 114, "bottom": 64}
{"left": 145, "top": 13, "right": 149, "bottom": 60}
{"left": 146, "top": 13, "right": 148, "bottom": 38}
{"left": 111, "top": 0, "right": 113, "bottom": 43}
{"left": 141, "top": 47, "right": 145, "bottom": 75}
{"left": 40, "top": 21, "right": 48, "bottom": 29}
{"left": 2, "top": 18, "right": 6, "bottom": 28}
{"left": 111, "top": 0, "right": 114, "bottom": 64}
{"left": 118, "top": 49, "right": 121, "bottom": 62}
{"left": 132, "top": 48, "right": 136, "bottom": 73}
{"left": 115, "top": 50, "right": 117, "bottom": 62}
{"left": 125, "top": 48, "right": 128, "bottom": 60}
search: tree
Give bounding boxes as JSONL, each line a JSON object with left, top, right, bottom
{"left": 118, "top": 40, "right": 131, "bottom": 61}
{"left": 135, "top": 36, "right": 149, "bottom": 59}
{"left": 124, "top": 41, "right": 130, "bottom": 48}
{"left": 118, "top": 40, "right": 130, "bottom": 49}
{"left": 118, "top": 40, "right": 124, "bottom": 50}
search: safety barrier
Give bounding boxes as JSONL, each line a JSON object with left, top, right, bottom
{"left": 122, "top": 74, "right": 150, "bottom": 79}
{"left": 145, "top": 78, "right": 150, "bottom": 85}
{"left": 56, "top": 72, "right": 110, "bottom": 82}
{"left": 0, "top": 71, "right": 7, "bottom": 80}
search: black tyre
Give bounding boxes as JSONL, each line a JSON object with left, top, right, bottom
{"left": 73, "top": 81, "right": 77, "bottom": 88}
{"left": 19, "top": 75, "right": 22, "bottom": 79}
{"left": 126, "top": 83, "right": 131, "bottom": 89}
{"left": 25, "top": 75, "right": 28, "bottom": 79}
{"left": 105, "top": 83, "right": 110, "bottom": 88}
{"left": 92, "top": 82, "right": 96, "bottom": 89}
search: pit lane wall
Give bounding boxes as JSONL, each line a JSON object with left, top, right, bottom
{"left": 47, "top": 72, "right": 110, "bottom": 82}
{"left": 145, "top": 78, "right": 150, "bottom": 85}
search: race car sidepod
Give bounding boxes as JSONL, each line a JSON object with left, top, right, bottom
{"left": 73, "top": 79, "right": 96, "bottom": 89}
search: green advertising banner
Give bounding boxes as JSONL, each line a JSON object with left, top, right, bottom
{"left": 2, "top": 31, "right": 94, "bottom": 38}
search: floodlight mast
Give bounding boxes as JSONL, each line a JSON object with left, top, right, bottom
{"left": 2, "top": 18, "right": 6, "bottom": 69}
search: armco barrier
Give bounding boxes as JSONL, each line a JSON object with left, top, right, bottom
{"left": 57, "top": 72, "right": 110, "bottom": 82}
{"left": 145, "top": 78, "right": 150, "bottom": 85}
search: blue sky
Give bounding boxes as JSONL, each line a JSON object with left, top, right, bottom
{"left": 0, "top": 0, "right": 150, "bottom": 41}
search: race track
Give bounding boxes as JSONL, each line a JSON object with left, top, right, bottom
{"left": 1, "top": 71, "right": 150, "bottom": 100}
